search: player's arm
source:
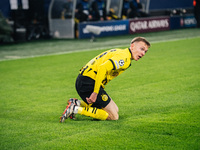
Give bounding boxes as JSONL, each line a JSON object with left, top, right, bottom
{"left": 86, "top": 60, "right": 114, "bottom": 104}
{"left": 94, "top": 60, "right": 114, "bottom": 93}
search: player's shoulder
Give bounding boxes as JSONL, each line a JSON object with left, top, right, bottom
{"left": 109, "top": 48, "right": 131, "bottom": 69}
{"left": 114, "top": 48, "right": 130, "bottom": 57}
{"left": 104, "top": 48, "right": 130, "bottom": 60}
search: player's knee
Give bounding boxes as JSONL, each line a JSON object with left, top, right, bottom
{"left": 112, "top": 113, "right": 119, "bottom": 120}
{"left": 116, "top": 105, "right": 119, "bottom": 113}
{"left": 107, "top": 112, "right": 119, "bottom": 120}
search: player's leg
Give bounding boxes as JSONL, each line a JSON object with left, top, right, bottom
{"left": 103, "top": 99, "right": 119, "bottom": 120}
{"left": 70, "top": 97, "right": 119, "bottom": 121}
{"left": 63, "top": 74, "right": 113, "bottom": 121}
{"left": 68, "top": 98, "right": 89, "bottom": 119}
{"left": 74, "top": 106, "right": 108, "bottom": 120}
{"left": 80, "top": 100, "right": 89, "bottom": 107}
{"left": 68, "top": 98, "right": 89, "bottom": 107}
{"left": 75, "top": 87, "right": 118, "bottom": 120}
{"left": 60, "top": 98, "right": 108, "bottom": 121}
{"left": 67, "top": 98, "right": 118, "bottom": 121}
{"left": 60, "top": 98, "right": 119, "bottom": 121}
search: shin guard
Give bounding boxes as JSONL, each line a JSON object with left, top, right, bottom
{"left": 78, "top": 107, "right": 108, "bottom": 120}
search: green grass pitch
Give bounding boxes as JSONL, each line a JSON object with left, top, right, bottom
{"left": 0, "top": 30, "right": 200, "bottom": 149}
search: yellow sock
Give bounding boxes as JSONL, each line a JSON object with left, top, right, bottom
{"left": 77, "top": 107, "right": 108, "bottom": 120}
{"left": 80, "top": 100, "right": 89, "bottom": 107}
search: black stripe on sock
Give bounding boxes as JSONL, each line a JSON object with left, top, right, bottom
{"left": 92, "top": 107, "right": 95, "bottom": 113}
{"left": 94, "top": 108, "right": 97, "bottom": 114}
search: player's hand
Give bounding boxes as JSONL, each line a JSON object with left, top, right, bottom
{"left": 86, "top": 92, "right": 97, "bottom": 104}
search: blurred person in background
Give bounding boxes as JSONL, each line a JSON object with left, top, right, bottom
{"left": 122, "top": 0, "right": 149, "bottom": 19}
{"left": 61, "top": 0, "right": 73, "bottom": 19}
{"left": 0, "top": 12, "right": 13, "bottom": 43}
{"left": 90, "top": 0, "right": 107, "bottom": 21}
{"left": 107, "top": 8, "right": 120, "bottom": 20}
{"left": 130, "top": 0, "right": 149, "bottom": 18}
{"left": 121, "top": 0, "right": 132, "bottom": 19}
{"left": 75, "top": 0, "right": 92, "bottom": 37}
{"left": 194, "top": 0, "right": 200, "bottom": 27}
{"left": 75, "top": 0, "right": 92, "bottom": 23}
{"left": 60, "top": 37, "right": 151, "bottom": 122}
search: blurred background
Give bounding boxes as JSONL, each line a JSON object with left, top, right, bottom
{"left": 0, "top": 0, "right": 199, "bottom": 43}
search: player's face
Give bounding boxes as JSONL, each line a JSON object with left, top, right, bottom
{"left": 131, "top": 41, "right": 148, "bottom": 61}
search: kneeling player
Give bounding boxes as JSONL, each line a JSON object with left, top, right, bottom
{"left": 60, "top": 37, "right": 150, "bottom": 122}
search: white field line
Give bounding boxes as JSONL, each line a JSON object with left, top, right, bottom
{"left": 0, "top": 36, "right": 200, "bottom": 62}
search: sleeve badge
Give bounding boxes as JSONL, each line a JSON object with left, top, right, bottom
{"left": 119, "top": 59, "right": 125, "bottom": 66}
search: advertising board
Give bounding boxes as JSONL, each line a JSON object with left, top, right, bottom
{"left": 129, "top": 16, "right": 170, "bottom": 34}
{"left": 170, "top": 15, "right": 196, "bottom": 29}
{"left": 78, "top": 20, "right": 129, "bottom": 39}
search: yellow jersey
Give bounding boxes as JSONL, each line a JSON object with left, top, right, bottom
{"left": 80, "top": 48, "right": 132, "bottom": 94}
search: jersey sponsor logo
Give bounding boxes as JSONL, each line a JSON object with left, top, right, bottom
{"left": 119, "top": 60, "right": 124, "bottom": 66}
{"left": 101, "top": 94, "right": 108, "bottom": 101}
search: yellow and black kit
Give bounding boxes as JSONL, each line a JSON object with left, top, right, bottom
{"left": 76, "top": 48, "right": 132, "bottom": 108}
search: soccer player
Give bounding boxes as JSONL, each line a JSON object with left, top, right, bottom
{"left": 60, "top": 37, "right": 150, "bottom": 122}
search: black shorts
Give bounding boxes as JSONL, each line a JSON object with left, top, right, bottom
{"left": 75, "top": 74, "right": 111, "bottom": 109}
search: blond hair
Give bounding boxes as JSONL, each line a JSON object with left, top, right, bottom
{"left": 131, "top": 37, "right": 151, "bottom": 48}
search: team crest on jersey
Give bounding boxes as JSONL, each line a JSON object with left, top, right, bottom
{"left": 119, "top": 59, "right": 124, "bottom": 66}
{"left": 101, "top": 94, "right": 108, "bottom": 101}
